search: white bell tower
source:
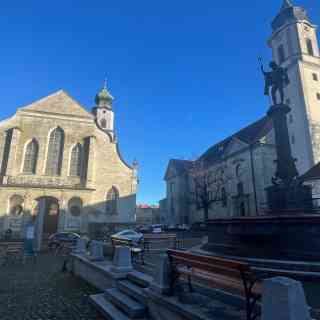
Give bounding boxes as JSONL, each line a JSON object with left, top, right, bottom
{"left": 92, "top": 80, "right": 115, "bottom": 141}
{"left": 268, "top": 0, "right": 320, "bottom": 174}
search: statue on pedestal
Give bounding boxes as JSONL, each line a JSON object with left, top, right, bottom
{"left": 259, "top": 58, "right": 312, "bottom": 211}
{"left": 259, "top": 58, "right": 290, "bottom": 105}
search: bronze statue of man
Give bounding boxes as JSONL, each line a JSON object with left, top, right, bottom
{"left": 260, "top": 60, "right": 290, "bottom": 105}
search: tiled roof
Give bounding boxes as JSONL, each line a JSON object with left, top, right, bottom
{"left": 137, "top": 204, "right": 159, "bottom": 209}
{"left": 300, "top": 162, "right": 320, "bottom": 181}
{"left": 164, "top": 159, "right": 194, "bottom": 180}
{"left": 169, "top": 159, "right": 193, "bottom": 172}
{"left": 200, "top": 116, "right": 272, "bottom": 164}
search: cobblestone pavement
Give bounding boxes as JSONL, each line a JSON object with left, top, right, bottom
{"left": 0, "top": 254, "right": 103, "bottom": 320}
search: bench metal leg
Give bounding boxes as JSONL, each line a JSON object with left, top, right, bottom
{"left": 187, "top": 274, "right": 194, "bottom": 293}
{"left": 240, "top": 271, "right": 261, "bottom": 320}
{"left": 140, "top": 252, "right": 145, "bottom": 265}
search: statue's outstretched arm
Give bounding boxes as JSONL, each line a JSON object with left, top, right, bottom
{"left": 261, "top": 65, "right": 267, "bottom": 75}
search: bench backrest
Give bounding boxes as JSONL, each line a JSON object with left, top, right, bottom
{"left": 144, "top": 234, "right": 176, "bottom": 240}
{"left": 167, "top": 249, "right": 251, "bottom": 280}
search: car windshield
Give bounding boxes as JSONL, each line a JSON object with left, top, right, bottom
{"left": 121, "top": 231, "right": 135, "bottom": 236}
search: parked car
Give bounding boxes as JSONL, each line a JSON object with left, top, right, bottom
{"left": 48, "top": 232, "right": 80, "bottom": 249}
{"left": 190, "top": 222, "right": 207, "bottom": 231}
{"left": 178, "top": 224, "right": 190, "bottom": 231}
{"left": 135, "top": 226, "right": 150, "bottom": 233}
{"left": 111, "top": 229, "right": 143, "bottom": 243}
{"left": 151, "top": 224, "right": 162, "bottom": 234}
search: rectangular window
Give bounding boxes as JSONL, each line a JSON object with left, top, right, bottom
{"left": 289, "top": 114, "right": 293, "bottom": 124}
{"left": 306, "top": 39, "right": 314, "bottom": 56}
{"left": 317, "top": 93, "right": 320, "bottom": 101}
{"left": 313, "top": 73, "right": 318, "bottom": 81}
{"left": 277, "top": 45, "right": 285, "bottom": 64}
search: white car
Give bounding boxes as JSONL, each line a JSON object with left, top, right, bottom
{"left": 111, "top": 229, "right": 143, "bottom": 243}
{"left": 151, "top": 224, "right": 162, "bottom": 233}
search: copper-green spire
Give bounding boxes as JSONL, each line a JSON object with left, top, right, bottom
{"left": 281, "top": 0, "right": 293, "bottom": 10}
{"left": 95, "top": 79, "right": 114, "bottom": 107}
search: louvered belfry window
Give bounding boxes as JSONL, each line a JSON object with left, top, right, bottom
{"left": 23, "top": 139, "right": 39, "bottom": 174}
{"left": 70, "top": 143, "right": 82, "bottom": 177}
{"left": 46, "top": 127, "right": 64, "bottom": 176}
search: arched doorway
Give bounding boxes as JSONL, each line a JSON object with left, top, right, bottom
{"left": 36, "top": 196, "right": 60, "bottom": 239}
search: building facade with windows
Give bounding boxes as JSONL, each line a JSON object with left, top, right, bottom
{"left": 164, "top": 0, "right": 320, "bottom": 223}
{"left": 164, "top": 118, "right": 277, "bottom": 224}
{"left": 0, "top": 84, "right": 138, "bottom": 247}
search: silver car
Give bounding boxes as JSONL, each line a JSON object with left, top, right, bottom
{"left": 111, "top": 229, "right": 143, "bottom": 243}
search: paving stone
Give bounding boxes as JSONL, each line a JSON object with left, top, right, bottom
{"left": 0, "top": 253, "right": 102, "bottom": 319}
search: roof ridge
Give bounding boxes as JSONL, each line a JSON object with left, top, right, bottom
{"left": 18, "top": 90, "right": 93, "bottom": 118}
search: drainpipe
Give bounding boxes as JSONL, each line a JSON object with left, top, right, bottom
{"left": 250, "top": 144, "right": 259, "bottom": 216}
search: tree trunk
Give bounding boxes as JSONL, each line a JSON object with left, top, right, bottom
{"left": 203, "top": 206, "right": 209, "bottom": 222}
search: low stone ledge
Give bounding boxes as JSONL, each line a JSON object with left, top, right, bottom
{"left": 71, "top": 253, "right": 126, "bottom": 291}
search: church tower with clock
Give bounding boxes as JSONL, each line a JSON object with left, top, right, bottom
{"left": 268, "top": 0, "right": 320, "bottom": 174}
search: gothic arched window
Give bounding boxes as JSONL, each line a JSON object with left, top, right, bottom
{"left": 306, "top": 38, "right": 314, "bottom": 56}
{"left": 9, "top": 195, "right": 24, "bottom": 216}
{"left": 106, "top": 187, "right": 119, "bottom": 214}
{"left": 23, "top": 139, "right": 39, "bottom": 174}
{"left": 45, "top": 127, "right": 64, "bottom": 176}
{"left": 69, "top": 143, "right": 82, "bottom": 177}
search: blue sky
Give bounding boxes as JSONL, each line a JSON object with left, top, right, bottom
{"left": 0, "top": 1, "right": 319, "bottom": 204}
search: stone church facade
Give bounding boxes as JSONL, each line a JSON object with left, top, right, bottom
{"left": 0, "top": 84, "right": 138, "bottom": 247}
{"left": 164, "top": 0, "right": 320, "bottom": 224}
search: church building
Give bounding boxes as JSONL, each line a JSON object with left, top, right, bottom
{"left": 164, "top": 0, "right": 320, "bottom": 224}
{"left": 0, "top": 84, "right": 138, "bottom": 248}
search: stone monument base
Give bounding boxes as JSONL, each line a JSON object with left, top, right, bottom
{"left": 266, "top": 184, "right": 312, "bottom": 212}
{"left": 205, "top": 215, "right": 320, "bottom": 262}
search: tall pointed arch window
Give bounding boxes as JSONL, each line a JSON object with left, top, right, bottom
{"left": 106, "top": 186, "right": 119, "bottom": 214}
{"left": 45, "top": 127, "right": 64, "bottom": 176}
{"left": 69, "top": 143, "right": 82, "bottom": 177}
{"left": 23, "top": 139, "right": 39, "bottom": 174}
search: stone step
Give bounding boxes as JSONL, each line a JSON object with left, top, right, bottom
{"left": 118, "top": 280, "right": 148, "bottom": 306}
{"left": 89, "top": 293, "right": 130, "bottom": 320}
{"left": 127, "top": 270, "right": 153, "bottom": 288}
{"left": 105, "top": 288, "right": 147, "bottom": 319}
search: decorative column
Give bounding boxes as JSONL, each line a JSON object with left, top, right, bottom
{"left": 267, "top": 104, "right": 298, "bottom": 185}
{"left": 266, "top": 104, "right": 312, "bottom": 212}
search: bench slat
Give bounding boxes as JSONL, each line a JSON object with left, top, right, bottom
{"left": 172, "top": 255, "right": 244, "bottom": 280}
{"left": 179, "top": 267, "right": 262, "bottom": 297}
{"left": 168, "top": 249, "right": 250, "bottom": 272}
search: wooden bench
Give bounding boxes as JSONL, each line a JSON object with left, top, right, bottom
{"left": 143, "top": 234, "right": 180, "bottom": 251}
{"left": 111, "top": 238, "right": 144, "bottom": 264}
{"left": 167, "top": 249, "right": 263, "bottom": 320}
